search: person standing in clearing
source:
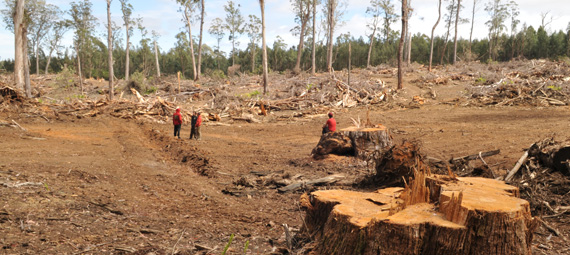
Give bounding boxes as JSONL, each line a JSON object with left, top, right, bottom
{"left": 195, "top": 112, "right": 202, "bottom": 140}
{"left": 189, "top": 111, "right": 198, "bottom": 139}
{"left": 322, "top": 112, "right": 336, "bottom": 134}
{"left": 173, "top": 107, "right": 183, "bottom": 139}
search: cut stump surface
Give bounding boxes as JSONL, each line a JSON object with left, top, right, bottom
{"left": 303, "top": 175, "right": 536, "bottom": 255}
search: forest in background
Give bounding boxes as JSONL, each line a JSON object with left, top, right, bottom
{"left": 1, "top": 0, "right": 569, "bottom": 85}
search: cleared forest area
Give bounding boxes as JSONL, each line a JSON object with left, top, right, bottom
{"left": 1, "top": 59, "right": 569, "bottom": 254}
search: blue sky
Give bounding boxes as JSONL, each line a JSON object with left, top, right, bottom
{"left": 0, "top": 0, "right": 569, "bottom": 61}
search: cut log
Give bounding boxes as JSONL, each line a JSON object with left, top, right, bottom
{"left": 341, "top": 125, "right": 393, "bottom": 160}
{"left": 278, "top": 174, "right": 345, "bottom": 193}
{"left": 302, "top": 175, "right": 536, "bottom": 255}
{"left": 130, "top": 88, "right": 145, "bottom": 103}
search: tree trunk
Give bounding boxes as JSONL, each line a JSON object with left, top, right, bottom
{"left": 326, "top": 0, "right": 335, "bottom": 73}
{"left": 429, "top": 0, "right": 442, "bottom": 72}
{"left": 295, "top": 2, "right": 308, "bottom": 74}
{"left": 302, "top": 174, "right": 537, "bottom": 254}
{"left": 367, "top": 27, "right": 376, "bottom": 68}
{"left": 76, "top": 43, "right": 83, "bottom": 94}
{"left": 346, "top": 42, "right": 352, "bottom": 87}
{"left": 14, "top": 0, "right": 25, "bottom": 92}
{"left": 185, "top": 11, "right": 197, "bottom": 80}
{"left": 406, "top": 29, "right": 412, "bottom": 66}
{"left": 154, "top": 40, "right": 160, "bottom": 78}
{"left": 469, "top": 0, "right": 476, "bottom": 57}
{"left": 251, "top": 44, "right": 256, "bottom": 73}
{"left": 107, "top": 0, "right": 114, "bottom": 101}
{"left": 294, "top": 20, "right": 307, "bottom": 73}
{"left": 397, "top": 0, "right": 407, "bottom": 90}
{"left": 453, "top": 0, "right": 461, "bottom": 64}
{"left": 125, "top": 22, "right": 130, "bottom": 81}
{"left": 260, "top": 0, "right": 268, "bottom": 94}
{"left": 488, "top": 33, "right": 493, "bottom": 61}
{"left": 24, "top": 34, "right": 31, "bottom": 98}
{"left": 45, "top": 49, "right": 53, "bottom": 75}
{"left": 311, "top": 0, "right": 316, "bottom": 75}
{"left": 35, "top": 41, "right": 40, "bottom": 76}
{"left": 196, "top": 0, "right": 205, "bottom": 81}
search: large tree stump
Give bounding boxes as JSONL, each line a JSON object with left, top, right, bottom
{"left": 302, "top": 175, "right": 536, "bottom": 255}
{"left": 311, "top": 125, "right": 392, "bottom": 160}
{"left": 341, "top": 125, "right": 393, "bottom": 160}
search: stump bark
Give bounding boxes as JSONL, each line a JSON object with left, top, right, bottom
{"left": 302, "top": 175, "right": 536, "bottom": 255}
{"left": 341, "top": 125, "right": 393, "bottom": 160}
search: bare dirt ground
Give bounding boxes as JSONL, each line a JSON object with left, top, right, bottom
{"left": 1, "top": 61, "right": 570, "bottom": 254}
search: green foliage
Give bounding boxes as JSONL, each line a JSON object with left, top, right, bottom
{"left": 207, "top": 69, "right": 227, "bottom": 80}
{"left": 306, "top": 83, "right": 317, "bottom": 92}
{"left": 145, "top": 86, "right": 157, "bottom": 94}
{"left": 475, "top": 77, "right": 487, "bottom": 84}
{"left": 243, "top": 240, "right": 249, "bottom": 254}
{"left": 221, "top": 234, "right": 234, "bottom": 255}
{"left": 244, "top": 90, "right": 260, "bottom": 98}
{"left": 55, "top": 66, "right": 75, "bottom": 88}
{"left": 547, "top": 85, "right": 562, "bottom": 91}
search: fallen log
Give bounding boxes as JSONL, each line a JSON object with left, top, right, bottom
{"left": 505, "top": 144, "right": 535, "bottom": 182}
{"left": 278, "top": 174, "right": 345, "bottom": 193}
{"left": 450, "top": 149, "right": 500, "bottom": 162}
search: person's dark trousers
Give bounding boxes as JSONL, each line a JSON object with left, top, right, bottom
{"left": 174, "top": 125, "right": 181, "bottom": 138}
{"left": 190, "top": 127, "right": 196, "bottom": 139}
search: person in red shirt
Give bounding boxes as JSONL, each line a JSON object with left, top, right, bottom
{"left": 173, "top": 107, "right": 183, "bottom": 139}
{"left": 195, "top": 112, "right": 202, "bottom": 140}
{"left": 322, "top": 112, "right": 336, "bottom": 134}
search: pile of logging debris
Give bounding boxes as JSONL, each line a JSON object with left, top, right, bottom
{"left": 468, "top": 61, "right": 570, "bottom": 107}
{"left": 210, "top": 74, "right": 389, "bottom": 117}
{"left": 504, "top": 138, "right": 570, "bottom": 214}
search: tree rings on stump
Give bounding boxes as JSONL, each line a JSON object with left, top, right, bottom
{"left": 302, "top": 175, "right": 536, "bottom": 255}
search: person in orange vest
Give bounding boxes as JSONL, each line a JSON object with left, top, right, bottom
{"left": 195, "top": 112, "right": 202, "bottom": 140}
{"left": 173, "top": 107, "right": 183, "bottom": 139}
{"left": 322, "top": 112, "right": 336, "bottom": 134}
